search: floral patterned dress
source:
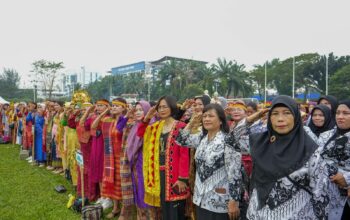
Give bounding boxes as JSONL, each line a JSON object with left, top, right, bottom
{"left": 177, "top": 129, "right": 242, "bottom": 213}
{"left": 317, "top": 128, "right": 350, "bottom": 220}
{"left": 247, "top": 148, "right": 330, "bottom": 220}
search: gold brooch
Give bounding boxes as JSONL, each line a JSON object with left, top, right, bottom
{"left": 270, "top": 135, "right": 276, "bottom": 143}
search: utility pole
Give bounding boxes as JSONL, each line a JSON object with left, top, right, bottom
{"left": 292, "top": 57, "right": 295, "bottom": 99}
{"left": 81, "top": 66, "right": 85, "bottom": 88}
{"left": 326, "top": 56, "right": 329, "bottom": 95}
{"left": 264, "top": 62, "right": 267, "bottom": 104}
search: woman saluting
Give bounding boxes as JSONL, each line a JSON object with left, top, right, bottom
{"left": 248, "top": 95, "right": 330, "bottom": 219}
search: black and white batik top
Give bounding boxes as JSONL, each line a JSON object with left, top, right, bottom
{"left": 177, "top": 129, "right": 242, "bottom": 213}
{"left": 247, "top": 148, "right": 330, "bottom": 220}
{"left": 317, "top": 129, "right": 350, "bottom": 219}
{"left": 304, "top": 126, "right": 319, "bottom": 143}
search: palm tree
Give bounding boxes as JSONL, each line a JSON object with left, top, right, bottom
{"left": 213, "top": 58, "right": 247, "bottom": 98}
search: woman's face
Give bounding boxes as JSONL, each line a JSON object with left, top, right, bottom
{"left": 135, "top": 104, "right": 145, "bottom": 121}
{"left": 312, "top": 109, "right": 325, "bottom": 127}
{"left": 157, "top": 99, "right": 171, "bottom": 119}
{"left": 202, "top": 109, "right": 221, "bottom": 132}
{"left": 37, "top": 106, "right": 44, "bottom": 115}
{"left": 96, "top": 104, "right": 108, "bottom": 114}
{"left": 299, "top": 105, "right": 307, "bottom": 113}
{"left": 54, "top": 103, "right": 61, "bottom": 112}
{"left": 193, "top": 99, "right": 204, "bottom": 114}
{"left": 229, "top": 107, "right": 246, "bottom": 122}
{"left": 246, "top": 106, "right": 256, "bottom": 116}
{"left": 319, "top": 99, "right": 332, "bottom": 110}
{"left": 111, "top": 103, "right": 124, "bottom": 116}
{"left": 336, "top": 104, "right": 350, "bottom": 130}
{"left": 270, "top": 106, "right": 295, "bottom": 134}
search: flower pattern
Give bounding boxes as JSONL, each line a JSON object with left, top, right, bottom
{"left": 176, "top": 129, "right": 242, "bottom": 213}
{"left": 247, "top": 148, "right": 330, "bottom": 220}
{"left": 317, "top": 129, "right": 350, "bottom": 219}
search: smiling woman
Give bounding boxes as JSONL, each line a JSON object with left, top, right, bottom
{"left": 248, "top": 95, "right": 331, "bottom": 220}
{"left": 317, "top": 99, "right": 350, "bottom": 219}
{"left": 176, "top": 104, "right": 241, "bottom": 220}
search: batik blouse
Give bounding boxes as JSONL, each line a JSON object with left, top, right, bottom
{"left": 177, "top": 129, "right": 242, "bottom": 213}
{"left": 247, "top": 148, "right": 330, "bottom": 220}
{"left": 317, "top": 128, "right": 350, "bottom": 219}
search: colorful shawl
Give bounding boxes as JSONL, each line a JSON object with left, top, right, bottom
{"left": 126, "top": 101, "right": 151, "bottom": 162}
{"left": 101, "top": 117, "right": 116, "bottom": 184}
{"left": 120, "top": 120, "right": 135, "bottom": 205}
{"left": 143, "top": 120, "right": 164, "bottom": 207}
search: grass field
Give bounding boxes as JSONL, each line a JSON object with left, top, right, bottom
{"left": 0, "top": 144, "right": 80, "bottom": 220}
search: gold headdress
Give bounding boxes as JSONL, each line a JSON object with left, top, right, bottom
{"left": 71, "top": 90, "right": 91, "bottom": 105}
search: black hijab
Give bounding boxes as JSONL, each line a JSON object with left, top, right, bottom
{"left": 308, "top": 104, "right": 336, "bottom": 137}
{"left": 337, "top": 99, "right": 350, "bottom": 135}
{"left": 317, "top": 95, "right": 338, "bottom": 118}
{"left": 250, "top": 95, "right": 318, "bottom": 209}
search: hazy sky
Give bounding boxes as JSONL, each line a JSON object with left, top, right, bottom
{"left": 1, "top": 0, "right": 349, "bottom": 88}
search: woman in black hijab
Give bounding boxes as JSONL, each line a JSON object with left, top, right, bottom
{"left": 318, "top": 95, "right": 339, "bottom": 118}
{"left": 317, "top": 99, "right": 350, "bottom": 220}
{"left": 305, "top": 104, "right": 336, "bottom": 139}
{"left": 247, "top": 95, "right": 330, "bottom": 220}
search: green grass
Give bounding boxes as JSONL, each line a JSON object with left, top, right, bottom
{"left": 0, "top": 144, "right": 80, "bottom": 220}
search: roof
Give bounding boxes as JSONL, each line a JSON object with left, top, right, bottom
{"left": 0, "top": 96, "right": 9, "bottom": 104}
{"left": 150, "top": 56, "right": 208, "bottom": 65}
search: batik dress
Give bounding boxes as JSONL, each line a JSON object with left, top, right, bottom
{"left": 318, "top": 128, "right": 350, "bottom": 220}
{"left": 176, "top": 129, "right": 242, "bottom": 215}
{"left": 246, "top": 148, "right": 330, "bottom": 220}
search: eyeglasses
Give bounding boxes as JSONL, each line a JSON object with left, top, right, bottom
{"left": 227, "top": 108, "right": 245, "bottom": 113}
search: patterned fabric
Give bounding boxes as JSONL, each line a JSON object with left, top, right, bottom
{"left": 101, "top": 117, "right": 116, "bottom": 184}
{"left": 248, "top": 119, "right": 267, "bottom": 135}
{"left": 304, "top": 126, "right": 319, "bottom": 143}
{"left": 24, "top": 112, "right": 34, "bottom": 150}
{"left": 176, "top": 129, "right": 242, "bottom": 213}
{"left": 229, "top": 118, "right": 250, "bottom": 154}
{"left": 101, "top": 117, "right": 122, "bottom": 200}
{"left": 129, "top": 122, "right": 150, "bottom": 209}
{"left": 317, "top": 128, "right": 350, "bottom": 219}
{"left": 143, "top": 120, "right": 190, "bottom": 207}
{"left": 143, "top": 120, "right": 164, "bottom": 206}
{"left": 56, "top": 113, "right": 65, "bottom": 159}
{"left": 247, "top": 148, "right": 330, "bottom": 220}
{"left": 120, "top": 120, "right": 135, "bottom": 205}
{"left": 67, "top": 127, "right": 79, "bottom": 185}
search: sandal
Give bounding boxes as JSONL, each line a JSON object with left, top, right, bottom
{"left": 106, "top": 210, "right": 121, "bottom": 219}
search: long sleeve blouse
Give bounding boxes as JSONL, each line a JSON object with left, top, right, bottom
{"left": 176, "top": 129, "right": 242, "bottom": 213}
{"left": 317, "top": 128, "right": 350, "bottom": 219}
{"left": 247, "top": 148, "right": 330, "bottom": 220}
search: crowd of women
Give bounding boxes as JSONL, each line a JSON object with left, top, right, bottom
{"left": 0, "top": 92, "right": 349, "bottom": 220}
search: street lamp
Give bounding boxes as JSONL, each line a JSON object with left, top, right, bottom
{"left": 30, "top": 78, "right": 39, "bottom": 102}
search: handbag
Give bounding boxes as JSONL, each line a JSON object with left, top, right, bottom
{"left": 71, "top": 197, "right": 89, "bottom": 213}
{"left": 81, "top": 204, "right": 103, "bottom": 220}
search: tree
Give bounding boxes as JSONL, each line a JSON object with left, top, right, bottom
{"left": 329, "top": 64, "right": 350, "bottom": 99}
{"left": 31, "top": 60, "right": 64, "bottom": 99}
{"left": 0, "top": 68, "right": 20, "bottom": 99}
{"left": 213, "top": 58, "right": 252, "bottom": 98}
{"left": 249, "top": 59, "right": 279, "bottom": 99}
